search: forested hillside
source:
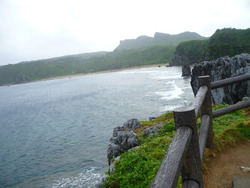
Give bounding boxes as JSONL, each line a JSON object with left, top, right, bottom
{"left": 171, "top": 40, "right": 209, "bottom": 65}
{"left": 0, "top": 45, "right": 175, "bottom": 86}
{"left": 171, "top": 28, "right": 250, "bottom": 66}
{"left": 207, "top": 28, "right": 250, "bottom": 59}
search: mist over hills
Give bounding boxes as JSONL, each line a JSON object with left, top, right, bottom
{"left": 0, "top": 31, "right": 208, "bottom": 86}
{"left": 115, "top": 32, "right": 207, "bottom": 50}
{"left": 18, "top": 31, "right": 206, "bottom": 65}
{"left": 4, "top": 29, "right": 249, "bottom": 86}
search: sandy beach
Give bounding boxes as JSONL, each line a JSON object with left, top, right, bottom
{"left": 2, "top": 64, "right": 168, "bottom": 87}
{"left": 39, "top": 64, "right": 168, "bottom": 82}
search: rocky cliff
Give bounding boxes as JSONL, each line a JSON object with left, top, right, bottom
{"left": 191, "top": 54, "right": 250, "bottom": 104}
{"left": 171, "top": 39, "right": 209, "bottom": 66}
{"left": 107, "top": 119, "right": 141, "bottom": 165}
{"left": 182, "top": 65, "right": 191, "bottom": 76}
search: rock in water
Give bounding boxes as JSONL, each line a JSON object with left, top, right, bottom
{"left": 182, "top": 65, "right": 191, "bottom": 76}
{"left": 107, "top": 119, "right": 141, "bottom": 164}
{"left": 191, "top": 54, "right": 250, "bottom": 104}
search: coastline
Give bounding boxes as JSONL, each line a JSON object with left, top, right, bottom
{"left": 5, "top": 64, "right": 167, "bottom": 86}
{"left": 41, "top": 64, "right": 167, "bottom": 81}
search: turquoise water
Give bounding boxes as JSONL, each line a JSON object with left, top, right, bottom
{"left": 0, "top": 66, "right": 194, "bottom": 188}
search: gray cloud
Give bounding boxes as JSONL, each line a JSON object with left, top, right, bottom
{"left": 0, "top": 0, "right": 249, "bottom": 65}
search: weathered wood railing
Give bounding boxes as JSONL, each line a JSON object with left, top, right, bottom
{"left": 151, "top": 74, "right": 250, "bottom": 188}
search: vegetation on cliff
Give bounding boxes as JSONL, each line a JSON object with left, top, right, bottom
{"left": 207, "top": 28, "right": 250, "bottom": 59}
{"left": 172, "top": 28, "right": 250, "bottom": 65}
{"left": 172, "top": 39, "right": 209, "bottom": 65}
{"left": 104, "top": 105, "right": 250, "bottom": 187}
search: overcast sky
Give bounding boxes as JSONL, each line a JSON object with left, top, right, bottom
{"left": 0, "top": 0, "right": 249, "bottom": 66}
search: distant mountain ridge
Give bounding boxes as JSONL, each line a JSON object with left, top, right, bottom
{"left": 115, "top": 32, "right": 207, "bottom": 50}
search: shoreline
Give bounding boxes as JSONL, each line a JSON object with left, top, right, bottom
{"left": 3, "top": 64, "right": 168, "bottom": 87}
{"left": 41, "top": 64, "right": 167, "bottom": 81}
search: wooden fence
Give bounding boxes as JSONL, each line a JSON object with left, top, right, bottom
{"left": 151, "top": 74, "right": 250, "bottom": 188}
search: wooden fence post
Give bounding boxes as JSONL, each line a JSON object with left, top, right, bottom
{"left": 198, "top": 76, "right": 213, "bottom": 149}
{"left": 173, "top": 107, "right": 203, "bottom": 188}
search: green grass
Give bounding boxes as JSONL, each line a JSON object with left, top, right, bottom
{"left": 103, "top": 106, "right": 250, "bottom": 188}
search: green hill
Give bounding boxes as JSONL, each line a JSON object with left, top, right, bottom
{"left": 171, "top": 28, "right": 250, "bottom": 66}
{"left": 207, "top": 28, "right": 250, "bottom": 59}
{"left": 171, "top": 39, "right": 209, "bottom": 66}
{"left": 0, "top": 45, "right": 175, "bottom": 86}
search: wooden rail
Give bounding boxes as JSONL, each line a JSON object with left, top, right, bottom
{"left": 151, "top": 74, "right": 250, "bottom": 188}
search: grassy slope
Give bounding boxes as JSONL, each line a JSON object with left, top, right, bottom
{"left": 104, "top": 105, "right": 250, "bottom": 188}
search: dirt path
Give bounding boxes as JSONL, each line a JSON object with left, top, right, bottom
{"left": 203, "top": 142, "right": 250, "bottom": 188}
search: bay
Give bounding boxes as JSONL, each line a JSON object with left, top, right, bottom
{"left": 0, "top": 66, "right": 194, "bottom": 188}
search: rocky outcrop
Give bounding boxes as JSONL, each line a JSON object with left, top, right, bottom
{"left": 142, "top": 125, "right": 163, "bottom": 137}
{"left": 191, "top": 54, "right": 250, "bottom": 104}
{"left": 182, "top": 65, "right": 191, "bottom": 76}
{"left": 122, "top": 118, "right": 141, "bottom": 130}
{"left": 107, "top": 119, "right": 141, "bottom": 164}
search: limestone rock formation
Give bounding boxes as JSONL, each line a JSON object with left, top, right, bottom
{"left": 107, "top": 119, "right": 141, "bottom": 164}
{"left": 191, "top": 54, "right": 250, "bottom": 104}
{"left": 142, "top": 125, "right": 163, "bottom": 136}
{"left": 182, "top": 65, "right": 191, "bottom": 77}
{"left": 122, "top": 118, "right": 141, "bottom": 130}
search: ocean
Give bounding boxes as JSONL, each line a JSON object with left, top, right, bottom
{"left": 0, "top": 66, "right": 194, "bottom": 188}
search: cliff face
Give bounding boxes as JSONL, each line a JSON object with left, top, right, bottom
{"left": 191, "top": 54, "right": 250, "bottom": 104}
{"left": 107, "top": 119, "right": 141, "bottom": 165}
{"left": 171, "top": 39, "right": 209, "bottom": 66}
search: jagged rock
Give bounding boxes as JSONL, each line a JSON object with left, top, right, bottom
{"left": 116, "top": 131, "right": 138, "bottom": 150}
{"left": 113, "top": 126, "right": 125, "bottom": 137}
{"left": 107, "top": 143, "right": 124, "bottom": 163}
{"left": 107, "top": 119, "right": 141, "bottom": 164}
{"left": 142, "top": 125, "right": 163, "bottom": 136}
{"left": 191, "top": 54, "right": 250, "bottom": 104}
{"left": 123, "top": 118, "right": 141, "bottom": 130}
{"left": 182, "top": 65, "right": 191, "bottom": 76}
